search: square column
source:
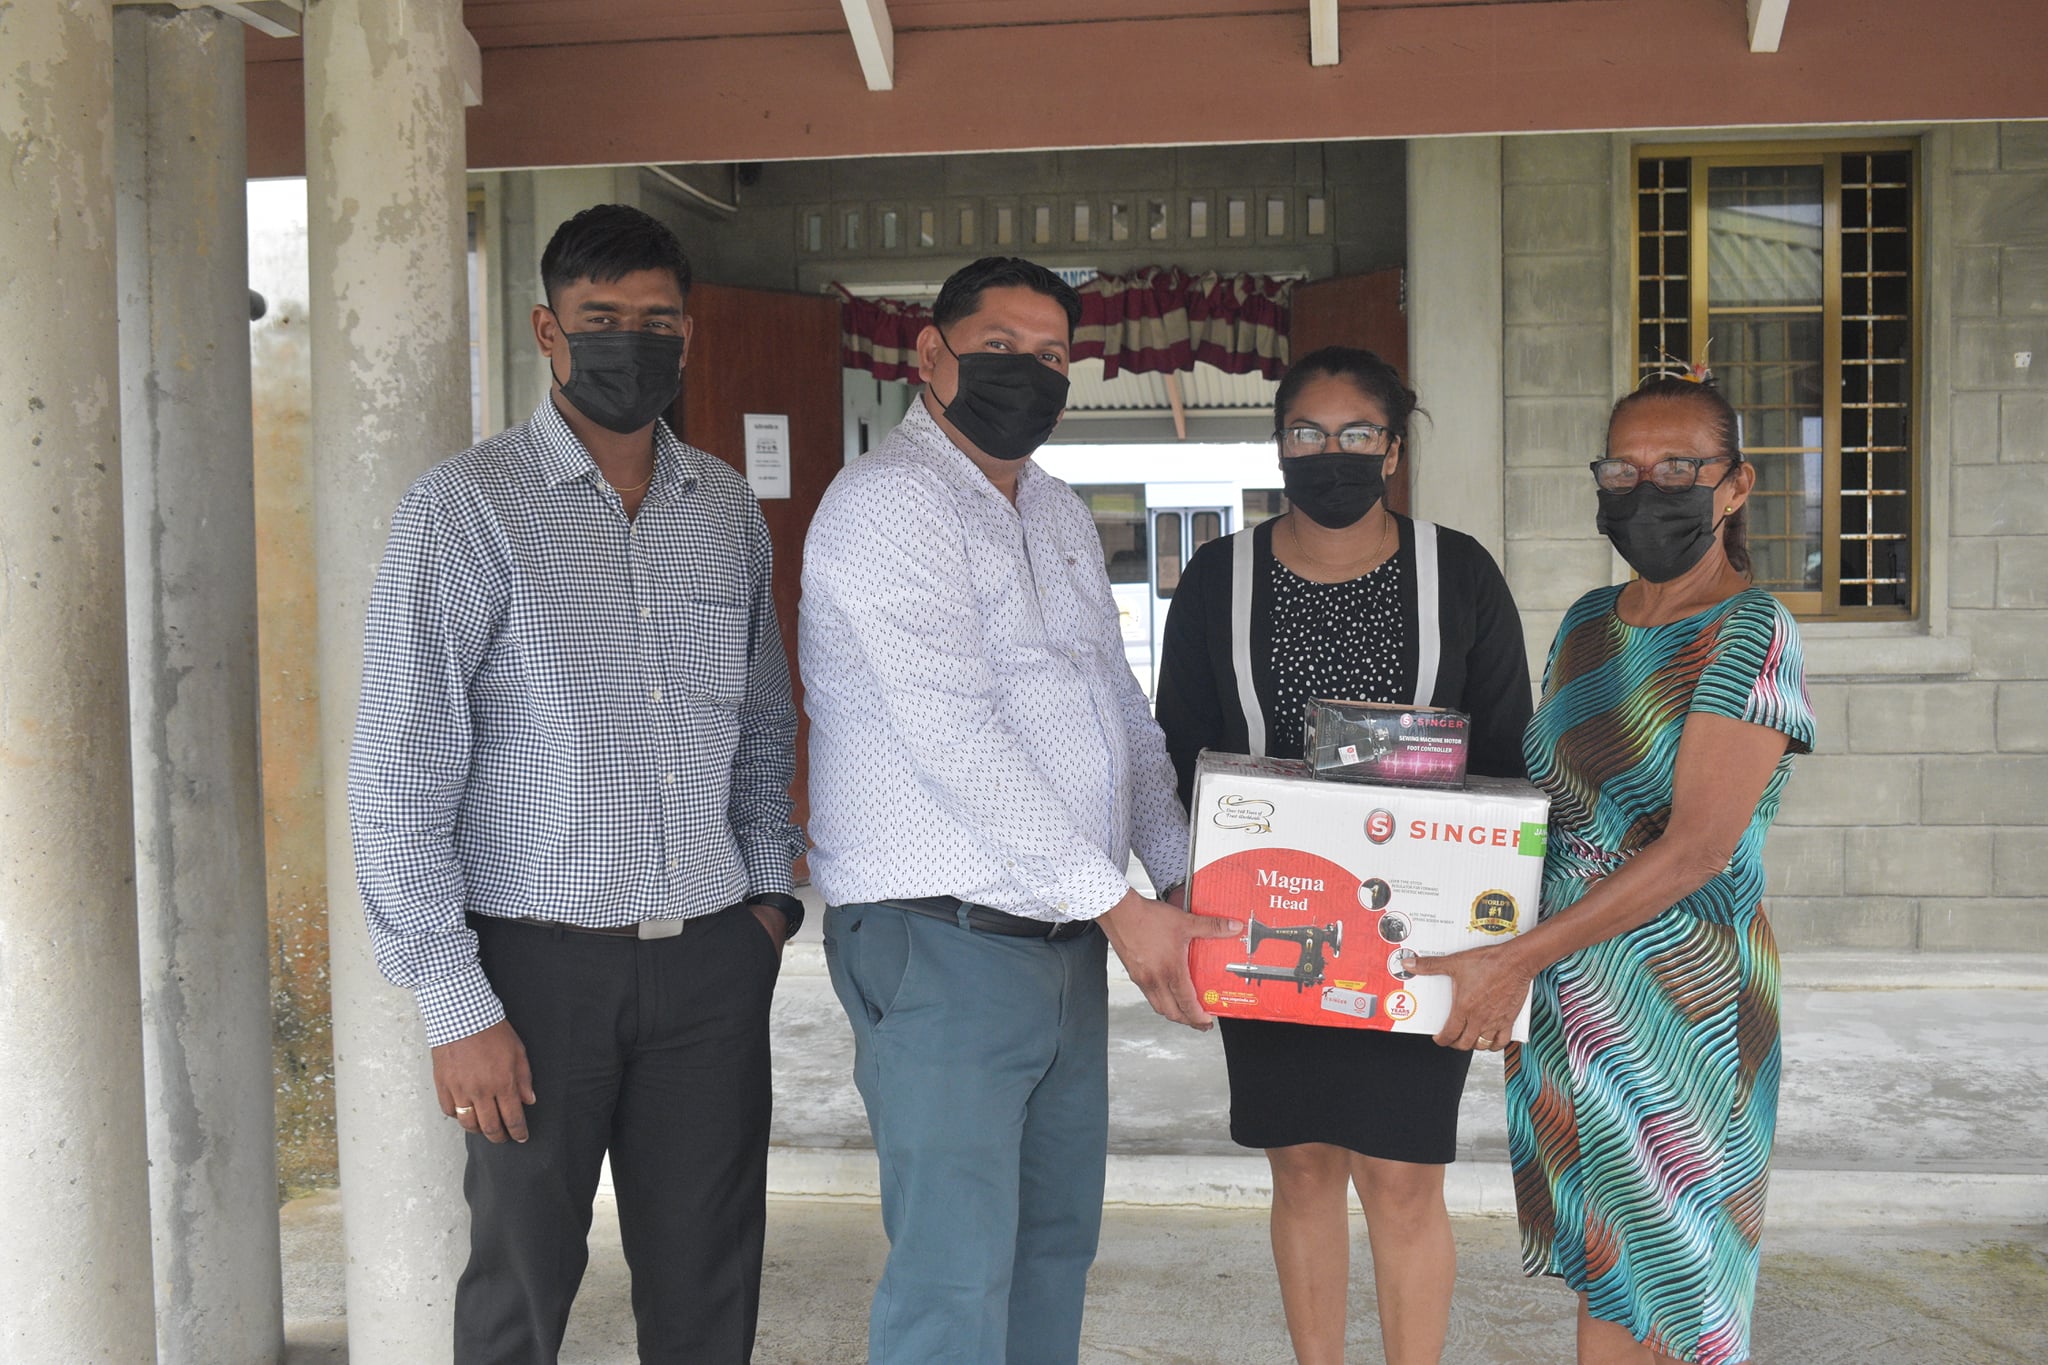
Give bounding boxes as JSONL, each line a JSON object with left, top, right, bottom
{"left": 1407, "top": 136, "right": 1508, "bottom": 559}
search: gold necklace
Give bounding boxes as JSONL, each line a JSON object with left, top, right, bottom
{"left": 602, "top": 468, "right": 654, "bottom": 495}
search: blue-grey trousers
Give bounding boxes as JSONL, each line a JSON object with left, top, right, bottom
{"left": 823, "top": 901, "right": 1110, "bottom": 1365}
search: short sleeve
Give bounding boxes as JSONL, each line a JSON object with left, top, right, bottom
{"left": 1689, "top": 590, "right": 1815, "bottom": 755}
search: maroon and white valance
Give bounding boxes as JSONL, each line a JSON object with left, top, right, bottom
{"left": 837, "top": 289, "right": 933, "bottom": 384}
{"left": 1074, "top": 267, "right": 1292, "bottom": 379}
{"left": 839, "top": 268, "right": 1294, "bottom": 384}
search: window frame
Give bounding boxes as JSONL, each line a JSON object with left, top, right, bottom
{"left": 1633, "top": 137, "right": 1921, "bottom": 622}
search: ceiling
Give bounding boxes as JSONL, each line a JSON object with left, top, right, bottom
{"left": 241, "top": 0, "right": 2048, "bottom": 178}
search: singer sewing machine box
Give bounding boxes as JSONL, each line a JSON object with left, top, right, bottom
{"left": 1185, "top": 751, "right": 1549, "bottom": 1038}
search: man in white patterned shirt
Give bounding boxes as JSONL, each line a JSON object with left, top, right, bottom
{"left": 349, "top": 205, "right": 804, "bottom": 1363}
{"left": 800, "top": 256, "right": 1242, "bottom": 1364}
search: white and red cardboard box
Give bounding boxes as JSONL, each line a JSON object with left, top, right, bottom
{"left": 1185, "top": 751, "right": 1550, "bottom": 1039}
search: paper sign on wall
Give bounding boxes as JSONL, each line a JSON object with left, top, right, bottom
{"left": 743, "top": 413, "right": 791, "bottom": 500}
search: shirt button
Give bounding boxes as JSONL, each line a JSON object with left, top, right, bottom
{"left": 663, "top": 772, "right": 676, "bottom": 787}
{"left": 640, "top": 607, "right": 651, "bottom": 620}
{"left": 667, "top": 858, "right": 680, "bottom": 872}
{"left": 650, "top": 687, "right": 662, "bottom": 703}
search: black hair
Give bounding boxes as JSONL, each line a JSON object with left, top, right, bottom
{"left": 931, "top": 256, "right": 1083, "bottom": 336}
{"left": 539, "top": 204, "right": 692, "bottom": 310}
{"left": 1608, "top": 376, "right": 1752, "bottom": 576}
{"left": 1273, "top": 346, "right": 1426, "bottom": 446}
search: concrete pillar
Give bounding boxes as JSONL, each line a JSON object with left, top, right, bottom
{"left": 0, "top": 4, "right": 158, "bottom": 1362}
{"left": 304, "top": 1, "right": 473, "bottom": 1358}
{"left": 113, "top": 9, "right": 284, "bottom": 1362}
{"left": 1407, "top": 137, "right": 1507, "bottom": 558}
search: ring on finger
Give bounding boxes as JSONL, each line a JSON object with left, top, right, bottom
{"left": 454, "top": 1105, "right": 474, "bottom": 1116}
{"left": 1475, "top": 1036, "right": 1493, "bottom": 1049}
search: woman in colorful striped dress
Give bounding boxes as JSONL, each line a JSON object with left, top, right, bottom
{"left": 1413, "top": 375, "right": 1813, "bottom": 1365}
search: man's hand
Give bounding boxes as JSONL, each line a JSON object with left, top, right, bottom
{"left": 1098, "top": 888, "right": 1241, "bottom": 1031}
{"left": 746, "top": 900, "right": 790, "bottom": 960}
{"left": 433, "top": 1018, "right": 536, "bottom": 1143}
{"left": 1407, "top": 943, "right": 1534, "bottom": 1052}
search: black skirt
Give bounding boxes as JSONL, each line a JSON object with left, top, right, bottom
{"left": 1219, "top": 1017, "right": 1472, "bottom": 1165}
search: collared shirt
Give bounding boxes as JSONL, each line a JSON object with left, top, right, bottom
{"left": 799, "top": 397, "right": 1187, "bottom": 922}
{"left": 349, "top": 399, "right": 803, "bottom": 1046}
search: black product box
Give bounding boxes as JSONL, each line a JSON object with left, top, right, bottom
{"left": 1301, "top": 699, "right": 1471, "bottom": 789}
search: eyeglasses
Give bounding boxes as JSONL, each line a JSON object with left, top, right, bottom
{"left": 1588, "top": 455, "right": 1733, "bottom": 493}
{"left": 1279, "top": 422, "right": 1391, "bottom": 457}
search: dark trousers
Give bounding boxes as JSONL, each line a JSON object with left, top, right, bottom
{"left": 456, "top": 905, "right": 780, "bottom": 1365}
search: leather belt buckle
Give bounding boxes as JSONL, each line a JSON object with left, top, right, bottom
{"left": 637, "top": 918, "right": 685, "bottom": 940}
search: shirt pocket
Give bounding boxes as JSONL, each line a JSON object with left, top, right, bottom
{"left": 1045, "top": 540, "right": 1121, "bottom": 661}
{"left": 665, "top": 593, "right": 750, "bottom": 706}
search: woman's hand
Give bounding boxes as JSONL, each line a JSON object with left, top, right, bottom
{"left": 1407, "top": 943, "right": 1535, "bottom": 1052}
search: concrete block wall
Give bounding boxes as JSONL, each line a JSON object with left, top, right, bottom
{"left": 1499, "top": 133, "right": 1619, "bottom": 678}
{"left": 1857, "top": 119, "right": 2048, "bottom": 951}
{"left": 1497, "top": 124, "right": 2048, "bottom": 952}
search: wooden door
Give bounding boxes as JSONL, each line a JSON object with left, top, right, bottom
{"left": 671, "top": 282, "right": 842, "bottom": 843}
{"left": 1288, "top": 269, "right": 1412, "bottom": 515}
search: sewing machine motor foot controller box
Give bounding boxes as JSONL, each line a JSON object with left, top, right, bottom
{"left": 1302, "top": 699, "right": 1471, "bottom": 789}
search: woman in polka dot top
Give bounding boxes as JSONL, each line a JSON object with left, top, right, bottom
{"left": 1154, "top": 345, "right": 1533, "bottom": 1365}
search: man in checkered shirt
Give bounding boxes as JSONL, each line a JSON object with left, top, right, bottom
{"left": 348, "top": 204, "right": 804, "bottom": 1363}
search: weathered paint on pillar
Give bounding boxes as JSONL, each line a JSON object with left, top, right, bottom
{"left": 305, "top": 0, "right": 473, "bottom": 1357}
{"left": 113, "top": 9, "right": 285, "bottom": 1363}
{"left": 0, "top": 2, "right": 158, "bottom": 1362}
{"left": 1407, "top": 137, "right": 1507, "bottom": 559}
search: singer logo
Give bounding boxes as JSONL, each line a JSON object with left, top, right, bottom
{"left": 1408, "top": 819, "right": 1523, "bottom": 849}
{"left": 1364, "top": 808, "right": 1396, "bottom": 845}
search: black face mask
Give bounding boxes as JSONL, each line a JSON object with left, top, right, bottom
{"left": 1281, "top": 451, "right": 1387, "bottom": 530}
{"left": 551, "top": 317, "right": 685, "bottom": 435}
{"left": 936, "top": 332, "right": 1070, "bottom": 461}
{"left": 1596, "top": 484, "right": 1725, "bottom": 583}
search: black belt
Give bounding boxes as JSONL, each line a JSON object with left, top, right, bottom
{"left": 468, "top": 908, "right": 735, "bottom": 940}
{"left": 884, "top": 896, "right": 1099, "bottom": 943}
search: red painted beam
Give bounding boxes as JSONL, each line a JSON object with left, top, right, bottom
{"left": 247, "top": 0, "right": 2048, "bottom": 179}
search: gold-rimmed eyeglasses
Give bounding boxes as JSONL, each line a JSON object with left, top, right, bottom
{"left": 1588, "top": 455, "right": 1734, "bottom": 493}
{"left": 1279, "top": 422, "right": 1391, "bottom": 457}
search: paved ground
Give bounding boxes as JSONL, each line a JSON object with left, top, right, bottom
{"left": 281, "top": 1192, "right": 2048, "bottom": 1364}
{"left": 282, "top": 908, "right": 2048, "bottom": 1362}
{"left": 770, "top": 941, "right": 2048, "bottom": 1173}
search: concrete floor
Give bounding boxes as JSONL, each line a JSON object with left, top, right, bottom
{"left": 281, "top": 927, "right": 2048, "bottom": 1362}
{"left": 770, "top": 943, "right": 2048, "bottom": 1175}
{"left": 281, "top": 1191, "right": 2048, "bottom": 1364}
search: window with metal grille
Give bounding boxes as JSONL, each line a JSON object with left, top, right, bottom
{"left": 1633, "top": 143, "right": 1916, "bottom": 618}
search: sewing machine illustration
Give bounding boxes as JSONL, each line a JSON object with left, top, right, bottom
{"left": 1226, "top": 915, "right": 1345, "bottom": 992}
